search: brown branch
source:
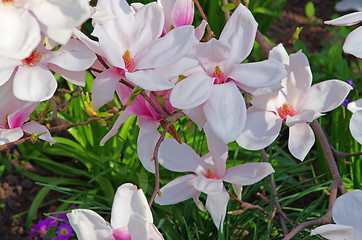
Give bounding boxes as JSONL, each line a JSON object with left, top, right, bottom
{"left": 149, "top": 125, "right": 170, "bottom": 206}
{"left": 260, "top": 149, "right": 290, "bottom": 235}
{"left": 331, "top": 146, "right": 362, "bottom": 159}
{"left": 228, "top": 191, "right": 271, "bottom": 218}
{"left": 221, "top": 0, "right": 231, "bottom": 21}
{"left": 96, "top": 54, "right": 109, "bottom": 69}
{"left": 310, "top": 120, "right": 346, "bottom": 194}
{"left": 255, "top": 30, "right": 273, "bottom": 56}
{"left": 194, "top": 0, "right": 213, "bottom": 41}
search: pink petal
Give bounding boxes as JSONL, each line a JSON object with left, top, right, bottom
{"left": 22, "top": 122, "right": 55, "bottom": 145}
{"left": 92, "top": 69, "right": 120, "bottom": 111}
{"left": 183, "top": 105, "right": 207, "bottom": 130}
{"left": 172, "top": 0, "right": 194, "bottom": 27}
{"left": 203, "top": 122, "right": 228, "bottom": 162}
{"left": 13, "top": 65, "right": 57, "bottom": 102}
{"left": 7, "top": 102, "right": 38, "bottom": 129}
{"left": 223, "top": 162, "right": 274, "bottom": 185}
{"left": 48, "top": 64, "right": 86, "bottom": 87}
{"left": 288, "top": 123, "right": 315, "bottom": 161}
{"left": 125, "top": 70, "right": 174, "bottom": 91}
{"left": 324, "top": 12, "right": 362, "bottom": 26}
{"left": 155, "top": 174, "right": 198, "bottom": 205}
{"left": 205, "top": 189, "right": 229, "bottom": 230}
{"left": 137, "top": 117, "right": 160, "bottom": 173}
{"left": 111, "top": 183, "right": 153, "bottom": 229}
{"left": 219, "top": 3, "right": 257, "bottom": 63}
{"left": 159, "top": 138, "right": 202, "bottom": 173}
{"left": 100, "top": 110, "right": 133, "bottom": 146}
{"left": 203, "top": 82, "right": 246, "bottom": 143}
{"left": 195, "top": 39, "right": 231, "bottom": 71}
{"left": 237, "top": 110, "right": 282, "bottom": 150}
{"left": 113, "top": 227, "right": 131, "bottom": 240}
{"left": 195, "top": 20, "right": 208, "bottom": 41}
{"left": 170, "top": 72, "right": 214, "bottom": 109}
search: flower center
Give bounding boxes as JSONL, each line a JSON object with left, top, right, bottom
{"left": 205, "top": 168, "right": 218, "bottom": 179}
{"left": 277, "top": 103, "right": 296, "bottom": 121}
{"left": 212, "top": 65, "right": 226, "bottom": 84}
{"left": 122, "top": 50, "right": 135, "bottom": 72}
{"left": 2, "top": 0, "right": 14, "bottom": 3}
{"left": 22, "top": 50, "right": 41, "bottom": 67}
{"left": 60, "top": 228, "right": 68, "bottom": 235}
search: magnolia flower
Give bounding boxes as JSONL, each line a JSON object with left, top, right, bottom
{"left": 0, "top": 80, "right": 55, "bottom": 145}
{"left": 311, "top": 189, "right": 362, "bottom": 239}
{"left": 0, "top": 39, "right": 96, "bottom": 102}
{"left": 90, "top": 0, "right": 196, "bottom": 111}
{"left": 335, "top": 0, "right": 362, "bottom": 12}
{"left": 237, "top": 44, "right": 352, "bottom": 160}
{"left": 325, "top": 12, "right": 362, "bottom": 58}
{"left": 347, "top": 99, "right": 362, "bottom": 144}
{"left": 0, "top": 0, "right": 90, "bottom": 60}
{"left": 67, "top": 183, "right": 163, "bottom": 240}
{"left": 155, "top": 138, "right": 274, "bottom": 230}
{"left": 169, "top": 3, "right": 286, "bottom": 143}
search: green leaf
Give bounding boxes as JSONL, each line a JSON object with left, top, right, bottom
{"left": 305, "top": 1, "right": 315, "bottom": 19}
{"left": 221, "top": 3, "right": 235, "bottom": 11}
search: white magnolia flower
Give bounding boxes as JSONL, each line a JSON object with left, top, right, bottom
{"left": 67, "top": 183, "right": 163, "bottom": 240}
{"left": 237, "top": 44, "right": 352, "bottom": 160}
{"left": 155, "top": 138, "right": 274, "bottom": 230}
{"left": 335, "top": 0, "right": 362, "bottom": 12}
{"left": 347, "top": 99, "right": 362, "bottom": 144}
{"left": 0, "top": 0, "right": 91, "bottom": 60}
{"left": 311, "top": 189, "right": 362, "bottom": 240}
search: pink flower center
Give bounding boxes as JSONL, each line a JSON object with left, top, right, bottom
{"left": 277, "top": 103, "right": 296, "bottom": 121}
{"left": 205, "top": 168, "right": 218, "bottom": 179}
{"left": 213, "top": 65, "right": 227, "bottom": 84}
{"left": 2, "top": 0, "right": 13, "bottom": 3}
{"left": 113, "top": 227, "right": 132, "bottom": 240}
{"left": 22, "top": 50, "right": 41, "bottom": 67}
{"left": 122, "top": 50, "right": 135, "bottom": 72}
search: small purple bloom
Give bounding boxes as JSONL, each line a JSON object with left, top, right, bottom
{"left": 55, "top": 223, "right": 74, "bottom": 239}
{"left": 45, "top": 214, "right": 58, "bottom": 227}
{"left": 29, "top": 219, "right": 49, "bottom": 238}
{"left": 343, "top": 98, "right": 350, "bottom": 106}
{"left": 347, "top": 79, "right": 356, "bottom": 89}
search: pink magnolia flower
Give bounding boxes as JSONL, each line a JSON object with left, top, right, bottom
{"left": 67, "top": 183, "right": 163, "bottom": 240}
{"left": 0, "top": 39, "right": 96, "bottom": 102}
{"left": 237, "top": 44, "right": 352, "bottom": 160}
{"left": 0, "top": 80, "right": 55, "bottom": 145}
{"left": 169, "top": 3, "right": 287, "bottom": 143}
{"left": 311, "top": 189, "right": 362, "bottom": 240}
{"left": 325, "top": 12, "right": 362, "bottom": 58}
{"left": 155, "top": 138, "right": 274, "bottom": 230}
{"left": 347, "top": 99, "right": 362, "bottom": 144}
{"left": 0, "top": 0, "right": 90, "bottom": 60}
{"left": 90, "top": 0, "right": 196, "bottom": 111}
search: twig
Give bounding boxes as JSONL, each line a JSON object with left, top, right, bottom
{"left": 221, "top": 0, "right": 231, "bottom": 21}
{"left": 260, "top": 149, "right": 290, "bottom": 234}
{"left": 310, "top": 120, "right": 346, "bottom": 194}
{"left": 228, "top": 191, "right": 271, "bottom": 218}
{"left": 149, "top": 125, "right": 170, "bottom": 206}
{"left": 194, "top": 0, "right": 213, "bottom": 41}
{"left": 96, "top": 54, "right": 109, "bottom": 69}
{"left": 331, "top": 146, "right": 362, "bottom": 159}
{"left": 255, "top": 30, "right": 273, "bottom": 55}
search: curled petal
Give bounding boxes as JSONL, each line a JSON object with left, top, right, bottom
{"left": 350, "top": 110, "right": 362, "bottom": 145}
{"left": 324, "top": 12, "right": 362, "bottom": 26}
{"left": 311, "top": 224, "right": 354, "bottom": 240}
{"left": 100, "top": 110, "right": 133, "bottom": 146}
{"left": 288, "top": 123, "right": 315, "bottom": 161}
{"left": 22, "top": 122, "right": 55, "bottom": 145}
{"left": 205, "top": 189, "right": 229, "bottom": 231}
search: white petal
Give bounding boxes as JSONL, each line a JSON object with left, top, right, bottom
{"left": 237, "top": 110, "right": 282, "bottom": 150}
{"left": 347, "top": 99, "right": 362, "bottom": 113}
{"left": 46, "top": 39, "right": 96, "bottom": 71}
{"left": 229, "top": 59, "right": 286, "bottom": 89}
{"left": 203, "top": 82, "right": 246, "bottom": 143}
{"left": 135, "top": 25, "right": 195, "bottom": 69}
{"left": 205, "top": 189, "right": 229, "bottom": 231}
{"left": 324, "top": 12, "right": 362, "bottom": 26}
{"left": 195, "top": 39, "right": 231, "bottom": 70}
{"left": 343, "top": 26, "right": 362, "bottom": 58}
{"left": 48, "top": 64, "right": 86, "bottom": 87}
{"left": 335, "top": 0, "right": 362, "bottom": 11}
{"left": 159, "top": 138, "right": 202, "bottom": 172}
{"left": 0, "top": 7, "right": 41, "bottom": 59}
{"left": 195, "top": 20, "right": 208, "bottom": 41}
{"left": 125, "top": 70, "right": 174, "bottom": 91}
{"left": 189, "top": 175, "right": 224, "bottom": 195}
{"left": 311, "top": 224, "right": 354, "bottom": 240}
{"left": 155, "top": 174, "right": 198, "bottom": 205}
{"left": 350, "top": 110, "right": 362, "bottom": 145}
{"left": 183, "top": 105, "right": 206, "bottom": 130}
{"left": 193, "top": 192, "right": 206, "bottom": 211}
{"left": 22, "top": 122, "right": 55, "bottom": 145}
{"left": 269, "top": 44, "right": 289, "bottom": 65}
{"left": 41, "top": 26, "right": 73, "bottom": 45}
{"left": 288, "top": 123, "right": 315, "bottom": 161}
{"left": 111, "top": 183, "right": 153, "bottom": 229}
{"left": 92, "top": 69, "right": 120, "bottom": 111}
{"left": 223, "top": 162, "right": 274, "bottom": 185}
{"left": 203, "top": 122, "right": 228, "bottom": 161}
{"left": 67, "top": 209, "right": 114, "bottom": 240}
{"left": 232, "top": 184, "right": 243, "bottom": 200}
{"left": 128, "top": 214, "right": 149, "bottom": 240}
{"left": 13, "top": 65, "right": 57, "bottom": 102}
{"left": 137, "top": 117, "right": 160, "bottom": 173}
{"left": 219, "top": 3, "right": 257, "bottom": 63}
{"left": 300, "top": 80, "right": 352, "bottom": 113}
{"left": 333, "top": 189, "right": 362, "bottom": 235}
{"left": 100, "top": 110, "right": 133, "bottom": 146}
{"left": 0, "top": 128, "right": 23, "bottom": 145}
{"left": 170, "top": 72, "right": 214, "bottom": 109}
{"left": 0, "top": 57, "right": 19, "bottom": 86}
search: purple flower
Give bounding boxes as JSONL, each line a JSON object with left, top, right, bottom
{"left": 29, "top": 219, "right": 49, "bottom": 238}
{"left": 347, "top": 79, "right": 356, "bottom": 89}
{"left": 55, "top": 223, "right": 74, "bottom": 239}
{"left": 45, "top": 214, "right": 58, "bottom": 227}
{"left": 343, "top": 98, "right": 350, "bottom": 106}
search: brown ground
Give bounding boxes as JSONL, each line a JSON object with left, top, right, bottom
{"left": 0, "top": 0, "right": 340, "bottom": 239}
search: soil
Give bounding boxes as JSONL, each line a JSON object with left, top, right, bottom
{"left": 0, "top": 0, "right": 343, "bottom": 239}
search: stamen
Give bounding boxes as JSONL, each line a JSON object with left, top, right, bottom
{"left": 277, "top": 103, "right": 296, "bottom": 121}
{"left": 212, "top": 65, "right": 225, "bottom": 84}
{"left": 122, "top": 50, "right": 135, "bottom": 72}
{"left": 205, "top": 168, "right": 218, "bottom": 180}
{"left": 21, "top": 50, "right": 41, "bottom": 67}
